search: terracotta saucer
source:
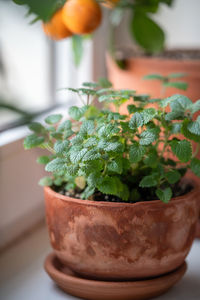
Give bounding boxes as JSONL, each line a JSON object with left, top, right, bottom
{"left": 44, "top": 253, "right": 187, "bottom": 300}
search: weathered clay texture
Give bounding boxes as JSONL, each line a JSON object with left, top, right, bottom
{"left": 44, "top": 181, "right": 199, "bottom": 280}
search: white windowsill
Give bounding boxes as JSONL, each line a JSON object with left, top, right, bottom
{"left": 0, "top": 224, "right": 199, "bottom": 300}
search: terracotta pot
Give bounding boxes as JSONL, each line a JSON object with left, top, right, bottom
{"left": 44, "top": 180, "right": 199, "bottom": 281}
{"left": 106, "top": 53, "right": 200, "bottom": 101}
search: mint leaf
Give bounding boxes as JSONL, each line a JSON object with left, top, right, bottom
{"left": 141, "top": 108, "right": 157, "bottom": 124}
{"left": 144, "top": 152, "right": 158, "bottom": 167}
{"left": 168, "top": 72, "right": 187, "bottom": 79}
{"left": 163, "top": 81, "right": 188, "bottom": 91}
{"left": 57, "top": 120, "right": 72, "bottom": 132}
{"left": 81, "top": 186, "right": 95, "bottom": 199}
{"left": 129, "top": 142, "right": 146, "bottom": 163}
{"left": 28, "top": 122, "right": 45, "bottom": 133}
{"left": 68, "top": 106, "right": 88, "bottom": 121}
{"left": 80, "top": 120, "right": 95, "bottom": 136}
{"left": 170, "top": 140, "right": 192, "bottom": 163}
{"left": 139, "top": 130, "right": 157, "bottom": 145}
{"left": 165, "top": 170, "right": 181, "bottom": 184}
{"left": 156, "top": 187, "right": 172, "bottom": 203}
{"left": 82, "top": 149, "right": 101, "bottom": 162}
{"left": 70, "top": 148, "right": 87, "bottom": 163}
{"left": 189, "top": 100, "right": 200, "bottom": 114}
{"left": 129, "top": 112, "right": 143, "bottom": 129}
{"left": 45, "top": 158, "right": 67, "bottom": 172}
{"left": 37, "top": 156, "right": 50, "bottom": 165}
{"left": 24, "top": 134, "right": 45, "bottom": 149}
{"left": 143, "top": 74, "right": 165, "bottom": 81}
{"left": 67, "top": 164, "right": 79, "bottom": 176}
{"left": 107, "top": 158, "right": 123, "bottom": 174}
{"left": 39, "top": 176, "right": 53, "bottom": 186}
{"left": 97, "top": 176, "right": 118, "bottom": 195}
{"left": 187, "top": 119, "right": 200, "bottom": 136}
{"left": 98, "top": 78, "right": 112, "bottom": 88}
{"left": 45, "top": 114, "right": 62, "bottom": 124}
{"left": 181, "top": 119, "right": 200, "bottom": 142}
{"left": 139, "top": 175, "right": 158, "bottom": 187}
{"left": 190, "top": 158, "right": 200, "bottom": 177}
{"left": 54, "top": 140, "right": 70, "bottom": 154}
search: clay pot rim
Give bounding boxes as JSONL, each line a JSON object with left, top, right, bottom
{"left": 106, "top": 52, "right": 200, "bottom": 64}
{"left": 44, "top": 178, "right": 199, "bottom": 208}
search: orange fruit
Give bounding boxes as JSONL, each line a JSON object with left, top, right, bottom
{"left": 102, "top": 0, "right": 119, "bottom": 8}
{"left": 62, "top": 0, "right": 102, "bottom": 35}
{"left": 42, "top": 8, "right": 73, "bottom": 40}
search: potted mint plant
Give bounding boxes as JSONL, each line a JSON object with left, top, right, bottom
{"left": 24, "top": 78, "right": 200, "bottom": 298}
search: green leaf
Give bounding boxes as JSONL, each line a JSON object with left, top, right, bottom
{"left": 64, "top": 129, "right": 74, "bottom": 139}
{"left": 187, "top": 119, "right": 200, "bottom": 136}
{"left": 24, "top": 134, "right": 45, "bottom": 149}
{"left": 139, "top": 175, "right": 158, "bottom": 187}
{"left": 67, "top": 164, "right": 79, "bottom": 176}
{"left": 143, "top": 74, "right": 165, "bottom": 81}
{"left": 72, "top": 35, "right": 83, "bottom": 66}
{"left": 170, "top": 140, "right": 192, "bottom": 163}
{"left": 163, "top": 81, "right": 188, "bottom": 91}
{"left": 97, "top": 176, "right": 118, "bottom": 196}
{"left": 170, "top": 95, "right": 192, "bottom": 111}
{"left": 139, "top": 130, "right": 157, "bottom": 145}
{"left": 98, "top": 78, "right": 112, "bottom": 88}
{"left": 28, "top": 122, "right": 45, "bottom": 133}
{"left": 81, "top": 186, "right": 95, "bottom": 200}
{"left": 127, "top": 105, "right": 140, "bottom": 114}
{"left": 141, "top": 108, "right": 157, "bottom": 124}
{"left": 57, "top": 120, "right": 72, "bottom": 132}
{"left": 79, "top": 120, "right": 95, "bottom": 137}
{"left": 68, "top": 106, "right": 88, "bottom": 121}
{"left": 190, "top": 158, "right": 200, "bottom": 177}
{"left": 168, "top": 72, "right": 187, "bottom": 79}
{"left": 45, "top": 158, "right": 67, "bottom": 172}
{"left": 144, "top": 152, "right": 158, "bottom": 168}
{"left": 98, "top": 124, "right": 120, "bottom": 138}
{"left": 156, "top": 187, "right": 172, "bottom": 203}
{"left": 70, "top": 148, "right": 87, "bottom": 163}
{"left": 13, "top": 0, "right": 66, "bottom": 22}
{"left": 82, "top": 149, "right": 101, "bottom": 162}
{"left": 170, "top": 123, "right": 182, "bottom": 134}
{"left": 39, "top": 176, "right": 53, "bottom": 186}
{"left": 83, "top": 82, "right": 99, "bottom": 88}
{"left": 165, "top": 170, "right": 181, "bottom": 184}
{"left": 104, "top": 142, "right": 124, "bottom": 153}
{"left": 189, "top": 100, "right": 200, "bottom": 114}
{"left": 161, "top": 94, "right": 191, "bottom": 108}
{"left": 107, "top": 158, "right": 123, "bottom": 174}
{"left": 37, "top": 156, "right": 50, "bottom": 165}
{"left": 130, "top": 12, "right": 165, "bottom": 53}
{"left": 165, "top": 111, "right": 183, "bottom": 121}
{"left": 129, "top": 142, "right": 146, "bottom": 163}
{"left": 181, "top": 119, "right": 200, "bottom": 142}
{"left": 54, "top": 140, "right": 70, "bottom": 154}
{"left": 129, "top": 112, "right": 143, "bottom": 129}
{"left": 45, "top": 114, "right": 62, "bottom": 125}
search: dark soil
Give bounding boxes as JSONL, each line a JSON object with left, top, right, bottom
{"left": 53, "top": 180, "right": 193, "bottom": 204}
{"left": 115, "top": 48, "right": 200, "bottom": 61}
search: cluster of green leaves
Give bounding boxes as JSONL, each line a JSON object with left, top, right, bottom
{"left": 110, "top": 0, "right": 173, "bottom": 66}
{"left": 13, "top": 0, "right": 65, "bottom": 22}
{"left": 24, "top": 77, "right": 200, "bottom": 203}
{"left": 143, "top": 72, "right": 188, "bottom": 93}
